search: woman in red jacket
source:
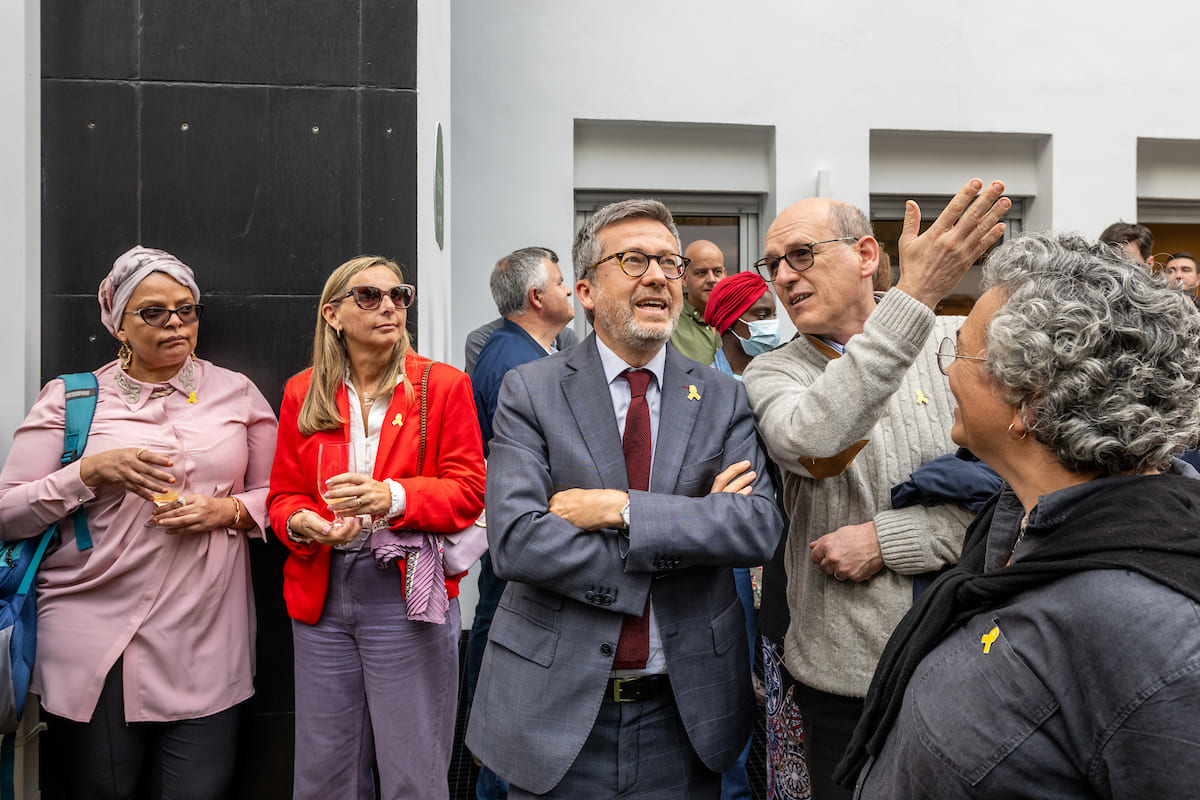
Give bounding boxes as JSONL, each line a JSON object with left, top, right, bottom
{"left": 268, "top": 255, "right": 485, "bottom": 800}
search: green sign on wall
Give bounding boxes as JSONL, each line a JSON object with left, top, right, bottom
{"left": 435, "top": 123, "right": 445, "bottom": 250}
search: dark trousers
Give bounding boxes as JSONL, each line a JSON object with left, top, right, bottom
{"left": 793, "top": 683, "right": 864, "bottom": 800}
{"left": 507, "top": 686, "right": 720, "bottom": 800}
{"left": 46, "top": 658, "right": 239, "bottom": 800}
{"left": 466, "top": 552, "right": 510, "bottom": 800}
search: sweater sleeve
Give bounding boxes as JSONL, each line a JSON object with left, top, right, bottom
{"left": 744, "top": 289, "right": 936, "bottom": 474}
{"left": 874, "top": 503, "right": 974, "bottom": 574}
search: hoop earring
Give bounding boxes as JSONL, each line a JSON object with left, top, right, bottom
{"left": 118, "top": 342, "right": 132, "bottom": 370}
{"left": 1008, "top": 422, "right": 1028, "bottom": 441}
{"left": 335, "top": 328, "right": 343, "bottom": 340}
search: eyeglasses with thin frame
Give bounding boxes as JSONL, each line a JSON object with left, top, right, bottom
{"left": 335, "top": 284, "right": 415, "bottom": 310}
{"left": 753, "top": 237, "right": 861, "bottom": 281}
{"left": 587, "top": 250, "right": 690, "bottom": 280}
{"left": 123, "top": 304, "right": 204, "bottom": 327}
{"left": 936, "top": 336, "right": 986, "bottom": 375}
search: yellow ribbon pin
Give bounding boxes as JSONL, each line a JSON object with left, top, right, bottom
{"left": 187, "top": 391, "right": 197, "bottom": 404}
{"left": 392, "top": 413, "right": 403, "bottom": 428}
{"left": 981, "top": 626, "right": 999, "bottom": 654}
{"left": 687, "top": 385, "right": 701, "bottom": 401}
{"left": 915, "top": 389, "right": 929, "bottom": 405}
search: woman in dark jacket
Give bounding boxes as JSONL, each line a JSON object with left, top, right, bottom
{"left": 840, "top": 233, "right": 1200, "bottom": 799}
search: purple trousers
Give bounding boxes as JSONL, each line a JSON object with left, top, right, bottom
{"left": 292, "top": 546, "right": 460, "bottom": 800}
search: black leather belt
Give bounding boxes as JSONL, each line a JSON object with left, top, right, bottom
{"left": 607, "top": 674, "right": 670, "bottom": 703}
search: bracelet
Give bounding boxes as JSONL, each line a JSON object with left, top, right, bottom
{"left": 231, "top": 497, "right": 243, "bottom": 527}
{"left": 286, "top": 509, "right": 313, "bottom": 543}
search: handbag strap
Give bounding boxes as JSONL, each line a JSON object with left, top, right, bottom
{"left": 415, "top": 362, "right": 433, "bottom": 474}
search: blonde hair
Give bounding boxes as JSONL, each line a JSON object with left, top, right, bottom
{"left": 297, "top": 256, "right": 414, "bottom": 435}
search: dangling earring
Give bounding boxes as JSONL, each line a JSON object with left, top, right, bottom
{"left": 118, "top": 341, "right": 132, "bottom": 370}
{"left": 335, "top": 328, "right": 343, "bottom": 340}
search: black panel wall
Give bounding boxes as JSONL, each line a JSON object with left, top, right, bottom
{"left": 41, "top": 3, "right": 418, "bottom": 798}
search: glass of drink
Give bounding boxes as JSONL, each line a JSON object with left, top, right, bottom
{"left": 148, "top": 442, "right": 186, "bottom": 507}
{"left": 318, "top": 442, "right": 355, "bottom": 517}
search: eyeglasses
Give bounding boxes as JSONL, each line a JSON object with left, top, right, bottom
{"left": 336, "top": 284, "right": 415, "bottom": 310}
{"left": 936, "top": 337, "right": 986, "bottom": 375}
{"left": 123, "top": 304, "right": 204, "bottom": 327}
{"left": 753, "top": 237, "right": 860, "bottom": 281}
{"left": 588, "top": 251, "right": 689, "bottom": 280}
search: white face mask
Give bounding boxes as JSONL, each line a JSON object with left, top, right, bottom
{"left": 734, "top": 318, "right": 781, "bottom": 356}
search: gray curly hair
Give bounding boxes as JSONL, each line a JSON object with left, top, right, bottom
{"left": 981, "top": 232, "right": 1200, "bottom": 476}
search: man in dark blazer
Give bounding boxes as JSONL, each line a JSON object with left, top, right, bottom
{"left": 466, "top": 198, "right": 783, "bottom": 798}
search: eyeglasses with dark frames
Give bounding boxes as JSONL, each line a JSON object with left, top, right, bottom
{"left": 123, "top": 304, "right": 204, "bottom": 328}
{"left": 335, "top": 284, "right": 415, "bottom": 310}
{"left": 587, "top": 250, "right": 690, "bottom": 280}
{"left": 936, "top": 336, "right": 987, "bottom": 375}
{"left": 753, "top": 237, "right": 861, "bottom": 281}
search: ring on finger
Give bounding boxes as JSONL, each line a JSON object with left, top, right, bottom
{"left": 136, "top": 448, "right": 147, "bottom": 460}
{"left": 355, "top": 497, "right": 362, "bottom": 507}
{"left": 835, "top": 573, "right": 846, "bottom": 581}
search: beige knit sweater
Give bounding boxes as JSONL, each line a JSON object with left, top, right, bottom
{"left": 743, "top": 289, "right": 974, "bottom": 698}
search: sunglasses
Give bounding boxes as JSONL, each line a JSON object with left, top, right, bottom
{"left": 336, "top": 284, "right": 415, "bottom": 310}
{"left": 123, "top": 303, "right": 204, "bottom": 327}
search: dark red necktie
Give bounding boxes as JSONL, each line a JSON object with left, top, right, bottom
{"left": 614, "top": 369, "right": 651, "bottom": 670}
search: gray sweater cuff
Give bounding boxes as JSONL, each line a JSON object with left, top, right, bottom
{"left": 874, "top": 507, "right": 934, "bottom": 574}
{"left": 870, "top": 289, "right": 937, "bottom": 347}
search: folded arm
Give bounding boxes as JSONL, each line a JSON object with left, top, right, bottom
{"left": 487, "top": 370, "right": 781, "bottom": 615}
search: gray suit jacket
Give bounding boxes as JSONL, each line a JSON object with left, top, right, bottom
{"left": 465, "top": 334, "right": 782, "bottom": 793}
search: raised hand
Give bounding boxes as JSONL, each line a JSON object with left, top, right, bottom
{"left": 895, "top": 179, "right": 1011, "bottom": 309}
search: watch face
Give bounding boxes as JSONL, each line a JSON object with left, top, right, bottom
{"left": 621, "top": 501, "right": 631, "bottom": 529}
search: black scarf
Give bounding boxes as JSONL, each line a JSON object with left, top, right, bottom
{"left": 834, "top": 473, "right": 1200, "bottom": 787}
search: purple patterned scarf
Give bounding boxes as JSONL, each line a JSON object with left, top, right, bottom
{"left": 371, "top": 527, "right": 448, "bottom": 624}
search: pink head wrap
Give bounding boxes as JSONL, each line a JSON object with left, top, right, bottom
{"left": 98, "top": 246, "right": 200, "bottom": 337}
{"left": 704, "top": 271, "right": 769, "bottom": 334}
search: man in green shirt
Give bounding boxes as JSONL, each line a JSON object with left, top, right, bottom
{"left": 670, "top": 239, "right": 726, "bottom": 364}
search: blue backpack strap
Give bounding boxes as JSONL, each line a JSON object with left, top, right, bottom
{"left": 14, "top": 526, "right": 56, "bottom": 600}
{"left": 58, "top": 373, "right": 99, "bottom": 551}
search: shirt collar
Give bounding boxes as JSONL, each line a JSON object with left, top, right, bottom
{"left": 595, "top": 336, "right": 666, "bottom": 389}
{"left": 112, "top": 356, "right": 201, "bottom": 407}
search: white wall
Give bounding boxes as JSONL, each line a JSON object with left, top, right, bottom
{"left": 417, "top": 0, "right": 454, "bottom": 364}
{"left": 0, "top": 0, "right": 39, "bottom": 462}
{"left": 450, "top": 0, "right": 1200, "bottom": 362}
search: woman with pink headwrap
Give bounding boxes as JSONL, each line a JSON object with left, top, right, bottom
{"left": 0, "top": 245, "right": 277, "bottom": 799}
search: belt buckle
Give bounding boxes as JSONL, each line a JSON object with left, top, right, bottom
{"left": 611, "top": 677, "right": 634, "bottom": 703}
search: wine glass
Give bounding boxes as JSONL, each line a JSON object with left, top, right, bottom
{"left": 318, "top": 442, "right": 356, "bottom": 517}
{"left": 148, "top": 441, "right": 186, "bottom": 507}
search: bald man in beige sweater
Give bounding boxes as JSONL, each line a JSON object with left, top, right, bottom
{"left": 743, "top": 180, "right": 1011, "bottom": 799}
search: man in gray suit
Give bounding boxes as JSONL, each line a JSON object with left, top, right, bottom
{"left": 466, "top": 199, "right": 782, "bottom": 798}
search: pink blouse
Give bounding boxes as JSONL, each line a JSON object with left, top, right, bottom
{"left": 0, "top": 358, "right": 277, "bottom": 722}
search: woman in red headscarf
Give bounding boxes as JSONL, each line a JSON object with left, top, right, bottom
{"left": 704, "top": 270, "right": 782, "bottom": 379}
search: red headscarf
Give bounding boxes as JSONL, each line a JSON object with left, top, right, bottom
{"left": 704, "top": 271, "right": 769, "bottom": 334}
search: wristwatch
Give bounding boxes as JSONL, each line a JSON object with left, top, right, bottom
{"left": 619, "top": 500, "right": 631, "bottom": 531}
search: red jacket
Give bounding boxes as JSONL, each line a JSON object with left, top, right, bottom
{"left": 268, "top": 351, "right": 486, "bottom": 624}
